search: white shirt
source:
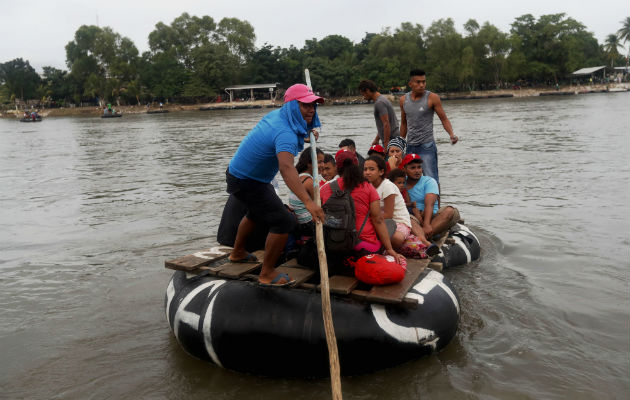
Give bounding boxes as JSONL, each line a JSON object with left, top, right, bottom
{"left": 375, "top": 178, "right": 411, "bottom": 227}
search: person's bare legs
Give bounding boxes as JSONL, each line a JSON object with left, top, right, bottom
{"left": 258, "top": 232, "right": 289, "bottom": 284}
{"left": 428, "top": 206, "right": 455, "bottom": 236}
{"left": 230, "top": 218, "right": 291, "bottom": 284}
{"left": 410, "top": 217, "right": 431, "bottom": 245}
{"left": 391, "top": 231, "right": 406, "bottom": 250}
{"left": 229, "top": 216, "right": 256, "bottom": 261}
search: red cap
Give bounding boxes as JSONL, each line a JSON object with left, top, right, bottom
{"left": 335, "top": 149, "right": 359, "bottom": 166}
{"left": 284, "top": 84, "right": 324, "bottom": 103}
{"left": 368, "top": 144, "right": 385, "bottom": 154}
{"left": 399, "top": 153, "right": 422, "bottom": 169}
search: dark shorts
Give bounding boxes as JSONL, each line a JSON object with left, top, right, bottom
{"left": 226, "top": 170, "right": 295, "bottom": 234}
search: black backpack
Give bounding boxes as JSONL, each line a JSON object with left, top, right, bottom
{"left": 322, "top": 180, "right": 369, "bottom": 252}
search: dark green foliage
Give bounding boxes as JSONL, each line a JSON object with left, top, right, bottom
{"left": 0, "top": 58, "right": 41, "bottom": 100}
{"left": 40, "top": 66, "right": 75, "bottom": 104}
{"left": 65, "top": 25, "right": 140, "bottom": 104}
{"left": 2, "top": 13, "right": 626, "bottom": 104}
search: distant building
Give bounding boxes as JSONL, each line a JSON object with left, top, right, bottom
{"left": 570, "top": 66, "right": 614, "bottom": 83}
{"left": 224, "top": 83, "right": 280, "bottom": 103}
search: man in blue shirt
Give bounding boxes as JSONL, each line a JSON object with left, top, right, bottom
{"left": 226, "top": 84, "right": 325, "bottom": 286}
{"left": 401, "top": 154, "right": 459, "bottom": 239}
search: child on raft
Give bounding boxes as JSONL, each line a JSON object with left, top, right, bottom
{"left": 320, "top": 153, "right": 338, "bottom": 185}
{"left": 388, "top": 168, "right": 422, "bottom": 221}
{"left": 388, "top": 166, "right": 435, "bottom": 249}
{"left": 363, "top": 155, "right": 437, "bottom": 258}
{"left": 288, "top": 147, "right": 324, "bottom": 241}
{"left": 320, "top": 149, "right": 405, "bottom": 265}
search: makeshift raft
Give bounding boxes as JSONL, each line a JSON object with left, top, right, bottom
{"left": 101, "top": 113, "right": 122, "bottom": 118}
{"left": 147, "top": 110, "right": 169, "bottom": 114}
{"left": 165, "top": 248, "right": 460, "bottom": 377}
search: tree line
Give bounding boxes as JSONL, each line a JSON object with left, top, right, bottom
{"left": 1, "top": 13, "right": 629, "bottom": 106}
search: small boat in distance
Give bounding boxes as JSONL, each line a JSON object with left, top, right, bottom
{"left": 101, "top": 113, "right": 122, "bottom": 118}
{"left": 20, "top": 116, "right": 42, "bottom": 122}
{"left": 147, "top": 110, "right": 169, "bottom": 114}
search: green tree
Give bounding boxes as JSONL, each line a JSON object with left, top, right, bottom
{"left": 510, "top": 13, "right": 599, "bottom": 83}
{"left": 275, "top": 46, "right": 306, "bottom": 87}
{"left": 618, "top": 17, "right": 630, "bottom": 59}
{"left": 425, "top": 18, "right": 463, "bottom": 91}
{"left": 40, "top": 66, "right": 75, "bottom": 104}
{"left": 461, "top": 19, "right": 483, "bottom": 89}
{"left": 603, "top": 34, "right": 623, "bottom": 67}
{"left": 354, "top": 33, "right": 377, "bottom": 63}
{"left": 138, "top": 49, "right": 186, "bottom": 101}
{"left": 0, "top": 58, "right": 41, "bottom": 100}
{"left": 148, "top": 13, "right": 216, "bottom": 68}
{"left": 0, "top": 84, "right": 10, "bottom": 104}
{"left": 144, "top": 13, "right": 256, "bottom": 101}
{"left": 477, "top": 22, "right": 510, "bottom": 88}
{"left": 65, "top": 25, "right": 140, "bottom": 103}
{"left": 304, "top": 35, "right": 354, "bottom": 60}
{"left": 184, "top": 42, "right": 240, "bottom": 99}
{"left": 358, "top": 23, "right": 426, "bottom": 89}
{"left": 245, "top": 44, "right": 285, "bottom": 84}
{"left": 215, "top": 17, "right": 256, "bottom": 62}
{"left": 464, "top": 19, "right": 480, "bottom": 37}
{"left": 459, "top": 46, "right": 475, "bottom": 90}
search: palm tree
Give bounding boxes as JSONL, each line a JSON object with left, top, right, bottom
{"left": 618, "top": 17, "right": 630, "bottom": 61}
{"left": 618, "top": 17, "right": 630, "bottom": 43}
{"left": 603, "top": 34, "right": 622, "bottom": 67}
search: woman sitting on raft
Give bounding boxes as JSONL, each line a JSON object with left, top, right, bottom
{"left": 385, "top": 136, "right": 407, "bottom": 172}
{"left": 288, "top": 147, "right": 324, "bottom": 240}
{"left": 363, "top": 155, "right": 438, "bottom": 258}
{"left": 320, "top": 149, "right": 405, "bottom": 265}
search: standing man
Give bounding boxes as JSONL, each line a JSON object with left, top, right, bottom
{"left": 399, "top": 70, "right": 458, "bottom": 184}
{"left": 226, "top": 83, "right": 325, "bottom": 287}
{"left": 359, "top": 80, "right": 400, "bottom": 149}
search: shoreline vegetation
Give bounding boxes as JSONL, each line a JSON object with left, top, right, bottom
{"left": 2, "top": 82, "right": 628, "bottom": 119}
{"left": 2, "top": 13, "right": 629, "bottom": 117}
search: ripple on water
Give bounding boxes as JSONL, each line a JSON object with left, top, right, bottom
{"left": 1, "top": 95, "right": 629, "bottom": 398}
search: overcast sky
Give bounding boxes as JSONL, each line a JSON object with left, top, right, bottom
{"left": 1, "top": 0, "right": 628, "bottom": 72}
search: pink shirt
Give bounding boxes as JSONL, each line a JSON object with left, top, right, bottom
{"left": 320, "top": 178, "right": 380, "bottom": 245}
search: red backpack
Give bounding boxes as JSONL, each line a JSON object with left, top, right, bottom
{"left": 348, "top": 254, "right": 407, "bottom": 285}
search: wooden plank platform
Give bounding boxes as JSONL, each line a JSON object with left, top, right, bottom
{"left": 428, "top": 262, "right": 443, "bottom": 272}
{"left": 318, "top": 275, "right": 359, "bottom": 295}
{"left": 216, "top": 250, "right": 265, "bottom": 278}
{"left": 166, "top": 247, "right": 428, "bottom": 307}
{"left": 165, "top": 246, "right": 232, "bottom": 271}
{"left": 275, "top": 266, "right": 315, "bottom": 286}
{"left": 365, "top": 259, "right": 428, "bottom": 304}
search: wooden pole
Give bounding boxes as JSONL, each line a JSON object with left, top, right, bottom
{"left": 306, "top": 69, "right": 343, "bottom": 400}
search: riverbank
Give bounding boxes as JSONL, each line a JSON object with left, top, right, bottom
{"left": 1, "top": 82, "right": 628, "bottom": 118}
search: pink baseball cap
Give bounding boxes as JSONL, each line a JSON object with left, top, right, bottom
{"left": 284, "top": 84, "right": 325, "bottom": 104}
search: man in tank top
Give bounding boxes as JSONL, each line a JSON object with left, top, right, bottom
{"left": 358, "top": 80, "right": 400, "bottom": 149}
{"left": 399, "top": 69, "right": 458, "bottom": 184}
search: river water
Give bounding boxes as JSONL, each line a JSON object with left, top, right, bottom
{"left": 1, "top": 93, "right": 629, "bottom": 399}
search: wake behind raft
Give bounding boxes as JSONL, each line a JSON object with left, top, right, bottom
{"left": 164, "top": 195, "right": 480, "bottom": 377}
